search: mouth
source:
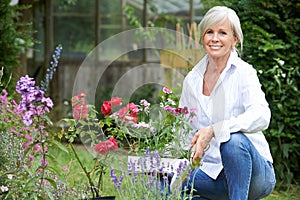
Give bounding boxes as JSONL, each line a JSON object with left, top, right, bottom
{"left": 209, "top": 45, "right": 222, "bottom": 50}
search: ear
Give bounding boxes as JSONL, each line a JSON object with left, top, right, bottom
{"left": 232, "top": 36, "right": 239, "bottom": 47}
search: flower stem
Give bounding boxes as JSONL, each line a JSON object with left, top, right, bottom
{"left": 70, "top": 144, "right": 99, "bottom": 198}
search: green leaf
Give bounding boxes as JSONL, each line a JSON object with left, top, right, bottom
{"left": 49, "top": 138, "right": 69, "bottom": 154}
{"left": 43, "top": 177, "right": 58, "bottom": 189}
{"left": 282, "top": 143, "right": 290, "bottom": 159}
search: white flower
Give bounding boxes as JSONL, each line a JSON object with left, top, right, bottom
{"left": 1, "top": 185, "right": 8, "bottom": 192}
{"left": 7, "top": 174, "right": 13, "bottom": 180}
{"left": 278, "top": 60, "right": 285, "bottom": 66}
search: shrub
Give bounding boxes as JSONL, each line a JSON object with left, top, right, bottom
{"left": 0, "top": 1, "right": 34, "bottom": 93}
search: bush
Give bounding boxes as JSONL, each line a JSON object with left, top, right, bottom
{"left": 0, "top": 0, "right": 34, "bottom": 93}
{"left": 201, "top": 0, "right": 300, "bottom": 188}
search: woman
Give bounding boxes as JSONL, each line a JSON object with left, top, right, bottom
{"left": 180, "top": 6, "right": 276, "bottom": 200}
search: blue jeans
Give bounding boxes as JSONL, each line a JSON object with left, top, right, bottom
{"left": 182, "top": 132, "right": 276, "bottom": 200}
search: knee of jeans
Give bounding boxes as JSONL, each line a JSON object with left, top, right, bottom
{"left": 220, "top": 132, "right": 248, "bottom": 154}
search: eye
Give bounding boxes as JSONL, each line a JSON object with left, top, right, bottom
{"left": 220, "top": 31, "right": 227, "bottom": 35}
{"left": 206, "top": 30, "right": 213, "bottom": 34}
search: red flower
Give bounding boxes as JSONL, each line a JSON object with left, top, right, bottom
{"left": 110, "top": 97, "right": 122, "bottom": 106}
{"left": 94, "top": 138, "right": 118, "bottom": 155}
{"left": 73, "top": 104, "right": 88, "bottom": 120}
{"left": 108, "top": 137, "right": 118, "bottom": 148}
{"left": 174, "top": 108, "right": 182, "bottom": 115}
{"left": 101, "top": 101, "right": 112, "bottom": 115}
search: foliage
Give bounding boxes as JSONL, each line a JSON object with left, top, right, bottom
{"left": 100, "top": 87, "right": 196, "bottom": 158}
{"left": 0, "top": 1, "right": 34, "bottom": 93}
{"left": 201, "top": 0, "right": 300, "bottom": 188}
{"left": 0, "top": 75, "right": 62, "bottom": 199}
{"left": 0, "top": 46, "right": 72, "bottom": 199}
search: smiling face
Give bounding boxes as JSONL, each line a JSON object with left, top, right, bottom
{"left": 202, "top": 18, "right": 238, "bottom": 62}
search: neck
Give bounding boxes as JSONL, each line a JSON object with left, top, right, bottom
{"left": 207, "top": 53, "right": 230, "bottom": 74}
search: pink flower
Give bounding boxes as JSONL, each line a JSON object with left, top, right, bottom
{"left": 73, "top": 104, "right": 88, "bottom": 120}
{"left": 78, "top": 92, "right": 86, "bottom": 97}
{"left": 29, "top": 154, "right": 35, "bottom": 161}
{"left": 71, "top": 95, "right": 81, "bottom": 106}
{"left": 118, "top": 103, "right": 139, "bottom": 123}
{"left": 164, "top": 105, "right": 173, "bottom": 112}
{"left": 140, "top": 99, "right": 150, "bottom": 107}
{"left": 110, "top": 97, "right": 122, "bottom": 106}
{"left": 71, "top": 92, "right": 86, "bottom": 106}
{"left": 34, "top": 144, "right": 41, "bottom": 152}
{"left": 94, "top": 137, "right": 118, "bottom": 155}
{"left": 163, "top": 87, "right": 172, "bottom": 94}
{"left": 25, "top": 133, "right": 32, "bottom": 141}
{"left": 40, "top": 157, "right": 49, "bottom": 167}
{"left": 25, "top": 141, "right": 31, "bottom": 149}
{"left": 0, "top": 89, "right": 8, "bottom": 104}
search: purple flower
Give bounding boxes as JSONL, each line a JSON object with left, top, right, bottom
{"left": 182, "top": 106, "right": 189, "bottom": 115}
{"left": 23, "top": 110, "right": 34, "bottom": 126}
{"left": 110, "top": 169, "right": 123, "bottom": 190}
{"left": 36, "top": 106, "right": 44, "bottom": 115}
{"left": 16, "top": 75, "right": 35, "bottom": 95}
{"left": 42, "top": 97, "right": 54, "bottom": 108}
{"left": 33, "top": 89, "right": 45, "bottom": 102}
{"left": 144, "top": 147, "right": 150, "bottom": 155}
{"left": 15, "top": 74, "right": 54, "bottom": 126}
{"left": 39, "top": 44, "right": 62, "bottom": 92}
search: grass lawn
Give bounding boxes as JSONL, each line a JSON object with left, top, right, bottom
{"left": 49, "top": 144, "right": 300, "bottom": 199}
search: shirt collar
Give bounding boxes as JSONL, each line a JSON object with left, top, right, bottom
{"left": 195, "top": 50, "right": 239, "bottom": 75}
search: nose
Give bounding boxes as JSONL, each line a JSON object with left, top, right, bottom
{"left": 212, "top": 33, "right": 219, "bottom": 42}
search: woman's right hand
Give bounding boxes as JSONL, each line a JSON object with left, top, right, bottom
{"left": 190, "top": 126, "right": 214, "bottom": 162}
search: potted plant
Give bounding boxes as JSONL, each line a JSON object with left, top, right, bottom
{"left": 100, "top": 87, "right": 196, "bottom": 158}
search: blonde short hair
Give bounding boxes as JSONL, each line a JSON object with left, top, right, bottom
{"left": 199, "top": 6, "right": 243, "bottom": 52}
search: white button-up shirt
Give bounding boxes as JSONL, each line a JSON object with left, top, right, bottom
{"left": 179, "top": 51, "right": 273, "bottom": 179}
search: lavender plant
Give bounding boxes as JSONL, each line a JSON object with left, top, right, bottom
{"left": 110, "top": 148, "right": 194, "bottom": 200}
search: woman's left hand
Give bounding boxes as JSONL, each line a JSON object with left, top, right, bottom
{"left": 190, "top": 126, "right": 214, "bottom": 161}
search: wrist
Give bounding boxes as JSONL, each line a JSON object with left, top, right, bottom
{"left": 209, "top": 125, "right": 214, "bottom": 137}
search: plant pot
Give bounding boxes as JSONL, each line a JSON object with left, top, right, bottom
{"left": 90, "top": 196, "right": 115, "bottom": 200}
